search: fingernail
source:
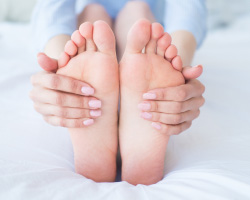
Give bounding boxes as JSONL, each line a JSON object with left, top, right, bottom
{"left": 143, "top": 93, "right": 156, "bottom": 100}
{"left": 89, "top": 100, "right": 102, "bottom": 108}
{"left": 138, "top": 102, "right": 151, "bottom": 111}
{"left": 81, "top": 87, "right": 94, "bottom": 95}
{"left": 83, "top": 119, "right": 94, "bottom": 126}
{"left": 90, "top": 110, "right": 102, "bottom": 117}
{"left": 152, "top": 122, "right": 161, "bottom": 130}
{"left": 141, "top": 112, "right": 152, "bottom": 119}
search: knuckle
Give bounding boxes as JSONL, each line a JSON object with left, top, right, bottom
{"left": 33, "top": 104, "right": 40, "bottom": 112}
{"left": 81, "top": 109, "right": 88, "bottom": 117}
{"left": 163, "top": 125, "right": 171, "bottom": 135}
{"left": 186, "top": 122, "right": 192, "bottom": 130}
{"left": 177, "top": 89, "right": 187, "bottom": 101}
{"left": 174, "top": 102, "right": 183, "bottom": 113}
{"left": 74, "top": 119, "right": 81, "bottom": 128}
{"left": 60, "top": 118, "right": 67, "bottom": 127}
{"left": 158, "top": 89, "right": 166, "bottom": 100}
{"left": 201, "top": 97, "right": 205, "bottom": 106}
{"left": 153, "top": 101, "right": 159, "bottom": 111}
{"left": 82, "top": 97, "right": 90, "bottom": 108}
{"left": 173, "top": 114, "right": 182, "bottom": 124}
{"left": 154, "top": 113, "right": 161, "bottom": 122}
{"left": 55, "top": 93, "right": 64, "bottom": 106}
{"left": 201, "top": 84, "right": 206, "bottom": 94}
{"left": 174, "top": 126, "right": 182, "bottom": 135}
{"left": 58, "top": 108, "right": 68, "bottom": 118}
{"left": 50, "top": 75, "right": 61, "bottom": 89}
{"left": 43, "top": 116, "right": 50, "bottom": 124}
{"left": 194, "top": 110, "right": 200, "bottom": 119}
{"left": 70, "top": 80, "right": 79, "bottom": 93}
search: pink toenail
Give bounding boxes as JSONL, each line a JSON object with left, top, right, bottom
{"left": 141, "top": 112, "right": 152, "bottom": 119}
{"left": 152, "top": 122, "right": 161, "bottom": 130}
{"left": 89, "top": 100, "right": 102, "bottom": 108}
{"left": 143, "top": 93, "right": 156, "bottom": 100}
{"left": 138, "top": 102, "right": 151, "bottom": 111}
{"left": 81, "top": 87, "right": 94, "bottom": 95}
{"left": 90, "top": 110, "right": 102, "bottom": 117}
{"left": 83, "top": 119, "right": 94, "bottom": 126}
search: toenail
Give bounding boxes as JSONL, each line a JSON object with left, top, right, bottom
{"left": 83, "top": 119, "right": 94, "bottom": 126}
{"left": 89, "top": 100, "right": 102, "bottom": 108}
{"left": 90, "top": 110, "right": 102, "bottom": 117}
{"left": 143, "top": 93, "right": 156, "bottom": 100}
{"left": 141, "top": 112, "right": 152, "bottom": 119}
{"left": 81, "top": 87, "right": 94, "bottom": 95}
{"left": 138, "top": 102, "right": 151, "bottom": 111}
{"left": 152, "top": 122, "right": 161, "bottom": 130}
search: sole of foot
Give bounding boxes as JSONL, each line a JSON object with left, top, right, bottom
{"left": 119, "top": 19, "right": 185, "bottom": 185}
{"left": 57, "top": 21, "right": 119, "bottom": 182}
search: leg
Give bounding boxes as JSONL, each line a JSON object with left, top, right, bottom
{"left": 119, "top": 19, "right": 184, "bottom": 185}
{"left": 114, "top": 1, "right": 156, "bottom": 60}
{"left": 78, "top": 3, "right": 112, "bottom": 27}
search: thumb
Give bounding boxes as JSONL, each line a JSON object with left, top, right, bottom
{"left": 182, "top": 65, "right": 203, "bottom": 80}
{"left": 37, "top": 53, "right": 58, "bottom": 73}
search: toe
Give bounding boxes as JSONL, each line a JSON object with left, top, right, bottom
{"left": 156, "top": 33, "right": 171, "bottom": 57}
{"left": 165, "top": 44, "right": 177, "bottom": 61}
{"left": 58, "top": 52, "right": 70, "bottom": 68}
{"left": 171, "top": 55, "right": 183, "bottom": 71}
{"left": 125, "top": 19, "right": 151, "bottom": 54}
{"left": 79, "top": 22, "right": 97, "bottom": 51}
{"left": 71, "top": 30, "right": 86, "bottom": 53}
{"left": 93, "top": 20, "right": 116, "bottom": 55}
{"left": 145, "top": 23, "right": 164, "bottom": 54}
{"left": 65, "top": 40, "right": 78, "bottom": 56}
{"left": 37, "top": 53, "right": 58, "bottom": 72}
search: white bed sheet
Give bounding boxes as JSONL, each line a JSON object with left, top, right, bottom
{"left": 0, "top": 17, "right": 250, "bottom": 200}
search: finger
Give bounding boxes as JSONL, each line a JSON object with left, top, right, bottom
{"left": 143, "top": 79, "right": 205, "bottom": 101}
{"left": 141, "top": 110, "right": 200, "bottom": 125}
{"left": 182, "top": 65, "right": 203, "bottom": 80}
{"left": 34, "top": 103, "right": 101, "bottom": 119}
{"left": 44, "top": 116, "right": 94, "bottom": 128}
{"left": 151, "top": 121, "right": 192, "bottom": 136}
{"left": 138, "top": 96, "right": 205, "bottom": 113}
{"left": 30, "top": 72, "right": 95, "bottom": 96}
{"left": 30, "top": 87, "right": 101, "bottom": 109}
{"left": 37, "top": 53, "right": 58, "bottom": 72}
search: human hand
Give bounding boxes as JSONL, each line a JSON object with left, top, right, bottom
{"left": 30, "top": 71, "right": 102, "bottom": 128}
{"left": 138, "top": 65, "right": 205, "bottom": 135}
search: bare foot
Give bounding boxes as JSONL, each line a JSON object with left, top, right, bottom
{"left": 57, "top": 21, "right": 119, "bottom": 182}
{"left": 119, "top": 19, "right": 185, "bottom": 185}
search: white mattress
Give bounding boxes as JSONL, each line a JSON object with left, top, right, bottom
{"left": 0, "top": 16, "right": 250, "bottom": 199}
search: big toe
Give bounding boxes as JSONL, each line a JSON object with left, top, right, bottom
{"left": 93, "top": 20, "right": 116, "bottom": 55}
{"left": 37, "top": 53, "right": 58, "bottom": 72}
{"left": 125, "top": 19, "right": 151, "bottom": 54}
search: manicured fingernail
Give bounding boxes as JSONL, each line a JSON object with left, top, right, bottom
{"left": 90, "top": 110, "right": 102, "bottom": 117}
{"left": 143, "top": 93, "right": 156, "bottom": 100}
{"left": 141, "top": 112, "right": 152, "bottom": 119}
{"left": 81, "top": 87, "right": 94, "bottom": 95}
{"left": 152, "top": 122, "right": 161, "bottom": 130}
{"left": 138, "top": 102, "right": 151, "bottom": 111}
{"left": 83, "top": 119, "right": 94, "bottom": 126}
{"left": 89, "top": 100, "right": 102, "bottom": 108}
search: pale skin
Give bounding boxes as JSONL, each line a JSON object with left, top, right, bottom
{"left": 30, "top": 1, "right": 205, "bottom": 185}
